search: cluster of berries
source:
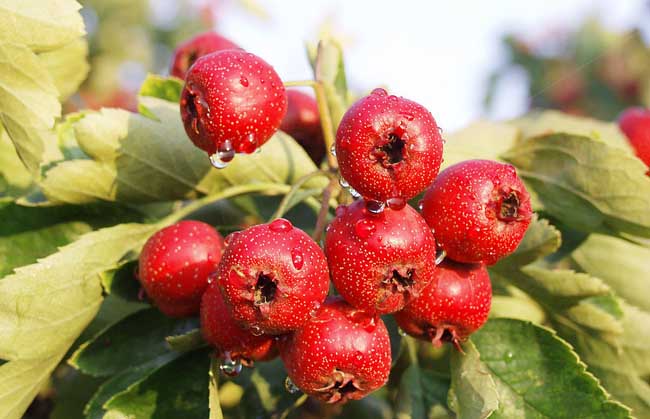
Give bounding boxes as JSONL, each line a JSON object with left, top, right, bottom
{"left": 137, "top": 31, "right": 533, "bottom": 404}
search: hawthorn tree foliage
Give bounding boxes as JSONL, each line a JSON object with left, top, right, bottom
{"left": 1, "top": 2, "right": 650, "bottom": 418}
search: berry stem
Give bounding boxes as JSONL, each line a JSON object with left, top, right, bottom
{"left": 269, "top": 170, "right": 336, "bottom": 221}
{"left": 312, "top": 178, "right": 339, "bottom": 243}
{"left": 208, "top": 358, "right": 223, "bottom": 416}
{"left": 284, "top": 80, "right": 338, "bottom": 170}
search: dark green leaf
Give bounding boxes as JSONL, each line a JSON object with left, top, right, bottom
{"left": 166, "top": 328, "right": 205, "bottom": 353}
{"left": 396, "top": 364, "right": 452, "bottom": 419}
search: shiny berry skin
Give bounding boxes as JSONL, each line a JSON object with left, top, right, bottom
{"left": 280, "top": 297, "right": 391, "bottom": 404}
{"left": 138, "top": 221, "right": 224, "bottom": 317}
{"left": 618, "top": 107, "right": 650, "bottom": 171}
{"left": 280, "top": 89, "right": 325, "bottom": 164}
{"left": 394, "top": 260, "right": 491, "bottom": 350}
{"left": 169, "top": 31, "right": 239, "bottom": 80}
{"left": 324, "top": 200, "right": 437, "bottom": 314}
{"left": 335, "top": 88, "right": 444, "bottom": 202}
{"left": 200, "top": 281, "right": 277, "bottom": 364}
{"left": 216, "top": 219, "right": 329, "bottom": 335}
{"left": 421, "top": 159, "right": 532, "bottom": 265}
{"left": 180, "top": 50, "right": 288, "bottom": 156}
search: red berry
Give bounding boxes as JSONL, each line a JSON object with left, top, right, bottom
{"left": 216, "top": 219, "right": 329, "bottom": 334}
{"left": 138, "top": 221, "right": 224, "bottom": 317}
{"left": 324, "top": 200, "right": 437, "bottom": 314}
{"left": 169, "top": 31, "right": 239, "bottom": 79}
{"left": 280, "top": 297, "right": 391, "bottom": 404}
{"left": 394, "top": 260, "right": 491, "bottom": 350}
{"left": 279, "top": 89, "right": 325, "bottom": 163}
{"left": 618, "top": 107, "right": 650, "bottom": 171}
{"left": 200, "top": 282, "right": 277, "bottom": 364}
{"left": 335, "top": 88, "right": 444, "bottom": 202}
{"left": 180, "top": 50, "right": 288, "bottom": 157}
{"left": 421, "top": 159, "right": 532, "bottom": 265}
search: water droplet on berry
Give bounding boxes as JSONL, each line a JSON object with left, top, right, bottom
{"left": 371, "top": 87, "right": 388, "bottom": 96}
{"left": 402, "top": 112, "right": 414, "bottom": 121}
{"left": 386, "top": 197, "right": 406, "bottom": 210}
{"left": 284, "top": 376, "right": 300, "bottom": 394}
{"left": 250, "top": 325, "right": 263, "bottom": 336}
{"left": 388, "top": 95, "right": 398, "bottom": 102}
{"left": 354, "top": 219, "right": 376, "bottom": 239}
{"left": 329, "top": 144, "right": 337, "bottom": 156}
{"left": 209, "top": 140, "right": 235, "bottom": 169}
{"left": 435, "top": 249, "right": 447, "bottom": 265}
{"left": 417, "top": 200, "right": 424, "bottom": 211}
{"left": 348, "top": 187, "right": 361, "bottom": 199}
{"left": 335, "top": 205, "right": 347, "bottom": 217}
{"left": 291, "top": 248, "right": 304, "bottom": 270}
{"left": 269, "top": 218, "right": 293, "bottom": 232}
{"left": 240, "top": 76, "right": 249, "bottom": 87}
{"left": 365, "top": 200, "right": 385, "bottom": 214}
{"left": 220, "top": 353, "right": 243, "bottom": 377}
{"left": 241, "top": 133, "right": 258, "bottom": 154}
{"left": 309, "top": 301, "right": 321, "bottom": 317}
{"left": 339, "top": 177, "right": 349, "bottom": 188}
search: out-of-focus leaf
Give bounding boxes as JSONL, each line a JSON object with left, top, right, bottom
{"left": 38, "top": 37, "right": 88, "bottom": 100}
{"left": 442, "top": 120, "right": 520, "bottom": 169}
{"left": 494, "top": 215, "right": 561, "bottom": 269}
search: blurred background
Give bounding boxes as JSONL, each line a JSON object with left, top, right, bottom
{"left": 76, "top": 0, "right": 650, "bottom": 130}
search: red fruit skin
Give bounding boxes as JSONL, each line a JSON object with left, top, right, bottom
{"left": 421, "top": 159, "right": 532, "bottom": 265}
{"left": 324, "top": 201, "right": 437, "bottom": 314}
{"left": 169, "top": 31, "right": 239, "bottom": 80}
{"left": 335, "top": 88, "right": 444, "bottom": 202}
{"left": 180, "top": 50, "right": 288, "bottom": 155}
{"left": 217, "top": 219, "right": 329, "bottom": 335}
{"left": 618, "top": 107, "right": 650, "bottom": 169}
{"left": 280, "top": 297, "right": 391, "bottom": 404}
{"left": 138, "top": 220, "right": 224, "bottom": 317}
{"left": 394, "top": 260, "right": 491, "bottom": 349}
{"left": 280, "top": 89, "right": 325, "bottom": 164}
{"left": 200, "top": 282, "right": 277, "bottom": 363}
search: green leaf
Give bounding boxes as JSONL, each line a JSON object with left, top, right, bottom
{"left": 442, "top": 120, "right": 520, "bottom": 169}
{"left": 468, "top": 318, "right": 631, "bottom": 418}
{"left": 138, "top": 74, "right": 183, "bottom": 103}
{"left": 572, "top": 234, "right": 650, "bottom": 311}
{"left": 0, "top": 0, "right": 85, "bottom": 53}
{"left": 494, "top": 215, "right": 561, "bottom": 268}
{"left": 166, "top": 328, "right": 205, "bottom": 353}
{"left": 209, "top": 359, "right": 224, "bottom": 419}
{"left": 448, "top": 340, "right": 498, "bottom": 419}
{"left": 103, "top": 349, "right": 210, "bottom": 419}
{"left": 311, "top": 38, "right": 350, "bottom": 126}
{"left": 396, "top": 365, "right": 452, "bottom": 419}
{"left": 50, "top": 366, "right": 103, "bottom": 419}
{"left": 0, "top": 125, "right": 32, "bottom": 198}
{"left": 489, "top": 295, "right": 546, "bottom": 324}
{"left": 0, "top": 41, "right": 62, "bottom": 175}
{"left": 70, "top": 308, "right": 199, "bottom": 377}
{"left": 502, "top": 133, "right": 650, "bottom": 238}
{"left": 38, "top": 37, "right": 89, "bottom": 100}
{"left": 39, "top": 99, "right": 325, "bottom": 204}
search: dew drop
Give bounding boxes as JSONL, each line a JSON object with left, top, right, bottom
{"left": 354, "top": 219, "right": 376, "bottom": 239}
{"left": 398, "top": 328, "right": 407, "bottom": 337}
{"left": 209, "top": 139, "right": 235, "bottom": 169}
{"left": 339, "top": 177, "right": 349, "bottom": 188}
{"left": 220, "top": 353, "right": 243, "bottom": 377}
{"left": 371, "top": 87, "right": 388, "bottom": 96}
{"left": 269, "top": 218, "right": 293, "bottom": 232}
{"left": 241, "top": 133, "right": 258, "bottom": 154}
{"left": 386, "top": 197, "right": 406, "bottom": 210}
{"left": 330, "top": 144, "right": 337, "bottom": 156}
{"left": 504, "top": 351, "right": 514, "bottom": 362}
{"left": 291, "top": 248, "right": 304, "bottom": 270}
{"left": 348, "top": 187, "right": 361, "bottom": 199}
{"left": 365, "top": 200, "right": 385, "bottom": 214}
{"left": 435, "top": 249, "right": 447, "bottom": 265}
{"left": 402, "top": 112, "right": 415, "bottom": 121}
{"left": 240, "top": 76, "right": 249, "bottom": 87}
{"left": 417, "top": 200, "right": 424, "bottom": 211}
{"left": 284, "top": 376, "right": 300, "bottom": 394}
{"left": 388, "top": 95, "right": 398, "bottom": 102}
{"left": 309, "top": 301, "right": 321, "bottom": 318}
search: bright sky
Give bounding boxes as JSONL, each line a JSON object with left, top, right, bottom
{"left": 209, "top": 0, "right": 649, "bottom": 132}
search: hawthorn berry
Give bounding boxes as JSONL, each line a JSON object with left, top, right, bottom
{"left": 138, "top": 220, "right": 224, "bottom": 317}
{"left": 280, "top": 89, "right": 325, "bottom": 164}
{"left": 618, "top": 107, "right": 650, "bottom": 171}
{"left": 180, "top": 50, "right": 287, "bottom": 161}
{"left": 280, "top": 297, "right": 391, "bottom": 404}
{"left": 394, "top": 260, "right": 491, "bottom": 350}
{"left": 324, "top": 200, "right": 437, "bottom": 314}
{"left": 216, "top": 218, "right": 329, "bottom": 335}
{"left": 420, "top": 159, "right": 532, "bottom": 265}
{"left": 200, "top": 281, "right": 277, "bottom": 367}
{"left": 169, "top": 31, "right": 239, "bottom": 80}
{"left": 335, "top": 88, "right": 444, "bottom": 204}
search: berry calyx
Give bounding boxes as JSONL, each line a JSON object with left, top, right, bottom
{"left": 335, "top": 88, "right": 444, "bottom": 202}
{"left": 200, "top": 281, "right": 277, "bottom": 365}
{"left": 420, "top": 159, "right": 532, "bottom": 265}
{"left": 180, "top": 50, "right": 287, "bottom": 159}
{"left": 216, "top": 219, "right": 329, "bottom": 334}
{"left": 138, "top": 220, "right": 224, "bottom": 317}
{"left": 618, "top": 107, "right": 650, "bottom": 172}
{"left": 280, "top": 89, "right": 325, "bottom": 164}
{"left": 324, "top": 200, "right": 437, "bottom": 314}
{"left": 169, "top": 31, "right": 239, "bottom": 80}
{"left": 280, "top": 297, "right": 391, "bottom": 404}
{"left": 394, "top": 260, "right": 492, "bottom": 350}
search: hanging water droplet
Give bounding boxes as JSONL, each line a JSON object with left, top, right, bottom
{"left": 220, "top": 353, "right": 243, "bottom": 377}
{"left": 386, "top": 197, "right": 406, "bottom": 210}
{"left": 284, "top": 376, "right": 300, "bottom": 394}
{"left": 269, "top": 218, "right": 293, "bottom": 232}
{"left": 348, "top": 187, "right": 361, "bottom": 199}
{"left": 209, "top": 140, "right": 235, "bottom": 169}
{"left": 365, "top": 200, "right": 385, "bottom": 214}
{"left": 435, "top": 249, "right": 447, "bottom": 265}
{"left": 339, "top": 177, "right": 349, "bottom": 188}
{"left": 329, "top": 144, "right": 337, "bottom": 156}
{"left": 291, "top": 248, "right": 304, "bottom": 270}
{"left": 354, "top": 219, "right": 376, "bottom": 239}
